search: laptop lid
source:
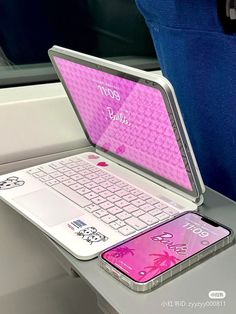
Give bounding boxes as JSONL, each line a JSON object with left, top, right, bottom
{"left": 48, "top": 46, "right": 205, "bottom": 203}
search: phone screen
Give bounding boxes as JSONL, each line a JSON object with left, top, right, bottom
{"left": 102, "top": 212, "right": 230, "bottom": 283}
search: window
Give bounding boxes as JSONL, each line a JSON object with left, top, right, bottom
{"left": 0, "top": 0, "right": 159, "bottom": 87}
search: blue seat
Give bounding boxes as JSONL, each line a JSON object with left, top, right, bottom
{"left": 136, "top": 0, "right": 236, "bottom": 200}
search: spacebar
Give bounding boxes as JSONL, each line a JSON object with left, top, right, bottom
{"left": 52, "top": 183, "right": 91, "bottom": 207}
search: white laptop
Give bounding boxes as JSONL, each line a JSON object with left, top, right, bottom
{"left": 0, "top": 46, "right": 205, "bottom": 260}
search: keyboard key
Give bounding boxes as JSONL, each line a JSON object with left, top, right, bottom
{"left": 102, "top": 174, "right": 113, "bottom": 180}
{"left": 147, "top": 198, "right": 160, "bottom": 205}
{"left": 116, "top": 181, "right": 128, "bottom": 188}
{"left": 66, "top": 162, "right": 79, "bottom": 168}
{"left": 123, "top": 185, "right": 135, "bottom": 192}
{"left": 123, "top": 204, "right": 138, "bottom": 213}
{"left": 60, "top": 159, "right": 74, "bottom": 165}
{"left": 131, "top": 199, "right": 146, "bottom": 207}
{"left": 84, "top": 204, "right": 100, "bottom": 212}
{"left": 39, "top": 175, "right": 52, "bottom": 182}
{"left": 101, "top": 214, "right": 117, "bottom": 224}
{"left": 132, "top": 209, "right": 145, "bottom": 217}
{"left": 149, "top": 208, "right": 162, "bottom": 216}
{"left": 139, "top": 213, "right": 158, "bottom": 225}
{"left": 58, "top": 167, "right": 70, "bottom": 173}
{"left": 95, "top": 170, "right": 106, "bottom": 176}
{"left": 84, "top": 182, "right": 98, "bottom": 189}
{"left": 139, "top": 193, "right": 151, "bottom": 201}
{"left": 156, "top": 202, "right": 168, "bottom": 210}
{"left": 50, "top": 171, "right": 62, "bottom": 178}
{"left": 92, "top": 186, "right": 105, "bottom": 193}
{"left": 163, "top": 207, "right": 179, "bottom": 216}
{"left": 73, "top": 166, "right": 84, "bottom": 172}
{"left": 155, "top": 212, "right": 170, "bottom": 221}
{"left": 77, "top": 187, "right": 91, "bottom": 195}
{"left": 87, "top": 166, "right": 100, "bottom": 173}
{"left": 70, "top": 183, "right": 83, "bottom": 190}
{"left": 57, "top": 175, "right": 69, "bottom": 182}
{"left": 33, "top": 171, "right": 45, "bottom": 178}
{"left": 107, "top": 195, "right": 121, "bottom": 203}
{"left": 116, "top": 212, "right": 131, "bottom": 220}
{"left": 27, "top": 168, "right": 40, "bottom": 175}
{"left": 109, "top": 177, "right": 120, "bottom": 184}
{"left": 78, "top": 178, "right": 90, "bottom": 185}
{"left": 100, "top": 201, "right": 114, "bottom": 210}
{"left": 99, "top": 190, "right": 113, "bottom": 198}
{"left": 107, "top": 185, "right": 121, "bottom": 193}
{"left": 125, "top": 217, "right": 147, "bottom": 230}
{"left": 140, "top": 204, "right": 155, "bottom": 212}
{"left": 123, "top": 194, "right": 137, "bottom": 202}
{"left": 45, "top": 179, "right": 59, "bottom": 186}
{"left": 110, "top": 221, "right": 122, "bottom": 230}
{"left": 108, "top": 206, "right": 123, "bottom": 215}
{"left": 86, "top": 173, "right": 98, "bottom": 180}
{"left": 84, "top": 192, "right": 98, "bottom": 200}
{"left": 115, "top": 189, "right": 129, "bottom": 197}
{"left": 115, "top": 200, "right": 130, "bottom": 208}
{"left": 101, "top": 181, "right": 113, "bottom": 188}
{"left": 131, "top": 189, "right": 143, "bottom": 196}
{"left": 52, "top": 183, "right": 91, "bottom": 207}
{"left": 80, "top": 170, "right": 91, "bottom": 176}
{"left": 93, "top": 209, "right": 107, "bottom": 218}
{"left": 92, "top": 196, "right": 106, "bottom": 205}
{"left": 71, "top": 174, "right": 83, "bottom": 181}
{"left": 63, "top": 179, "right": 76, "bottom": 186}
{"left": 93, "top": 177, "right": 106, "bottom": 184}
{"left": 51, "top": 163, "right": 63, "bottom": 170}
{"left": 64, "top": 170, "right": 76, "bottom": 177}
{"left": 80, "top": 163, "right": 91, "bottom": 169}
{"left": 115, "top": 220, "right": 126, "bottom": 227}
{"left": 118, "top": 225, "right": 135, "bottom": 236}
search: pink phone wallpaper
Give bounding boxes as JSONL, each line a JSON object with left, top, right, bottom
{"left": 102, "top": 213, "right": 229, "bottom": 283}
{"left": 53, "top": 56, "right": 192, "bottom": 191}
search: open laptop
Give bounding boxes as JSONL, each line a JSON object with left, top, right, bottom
{"left": 0, "top": 46, "right": 205, "bottom": 260}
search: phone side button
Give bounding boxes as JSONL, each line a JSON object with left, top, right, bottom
{"left": 120, "top": 275, "right": 131, "bottom": 287}
{"left": 103, "top": 263, "right": 111, "bottom": 272}
{"left": 112, "top": 269, "right": 121, "bottom": 280}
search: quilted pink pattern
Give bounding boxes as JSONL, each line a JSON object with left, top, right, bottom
{"left": 54, "top": 57, "right": 192, "bottom": 190}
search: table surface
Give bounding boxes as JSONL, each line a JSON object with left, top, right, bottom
{"left": 51, "top": 187, "right": 236, "bottom": 314}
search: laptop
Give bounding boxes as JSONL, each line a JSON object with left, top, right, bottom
{"left": 0, "top": 46, "right": 205, "bottom": 260}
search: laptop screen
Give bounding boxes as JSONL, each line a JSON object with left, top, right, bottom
{"left": 53, "top": 56, "right": 193, "bottom": 192}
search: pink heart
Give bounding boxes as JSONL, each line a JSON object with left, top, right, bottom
{"left": 97, "top": 161, "right": 108, "bottom": 167}
{"left": 116, "top": 145, "right": 126, "bottom": 154}
{"left": 88, "top": 154, "right": 99, "bottom": 160}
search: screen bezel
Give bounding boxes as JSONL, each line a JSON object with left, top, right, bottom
{"left": 48, "top": 48, "right": 199, "bottom": 197}
{"left": 101, "top": 212, "right": 231, "bottom": 283}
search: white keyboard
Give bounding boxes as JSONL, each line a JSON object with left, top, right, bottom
{"left": 27, "top": 156, "right": 181, "bottom": 236}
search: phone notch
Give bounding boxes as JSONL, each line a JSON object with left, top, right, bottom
{"left": 200, "top": 216, "right": 220, "bottom": 227}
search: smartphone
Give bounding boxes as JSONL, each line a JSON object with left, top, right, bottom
{"left": 99, "top": 212, "right": 234, "bottom": 292}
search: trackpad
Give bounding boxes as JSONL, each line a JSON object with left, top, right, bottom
{"left": 14, "top": 189, "right": 84, "bottom": 227}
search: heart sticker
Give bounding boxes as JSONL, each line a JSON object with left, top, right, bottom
{"left": 88, "top": 155, "right": 99, "bottom": 160}
{"left": 116, "top": 145, "right": 126, "bottom": 154}
{"left": 97, "top": 162, "right": 108, "bottom": 167}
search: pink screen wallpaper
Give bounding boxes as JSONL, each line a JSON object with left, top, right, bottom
{"left": 54, "top": 56, "right": 192, "bottom": 190}
{"left": 103, "top": 213, "right": 229, "bottom": 282}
